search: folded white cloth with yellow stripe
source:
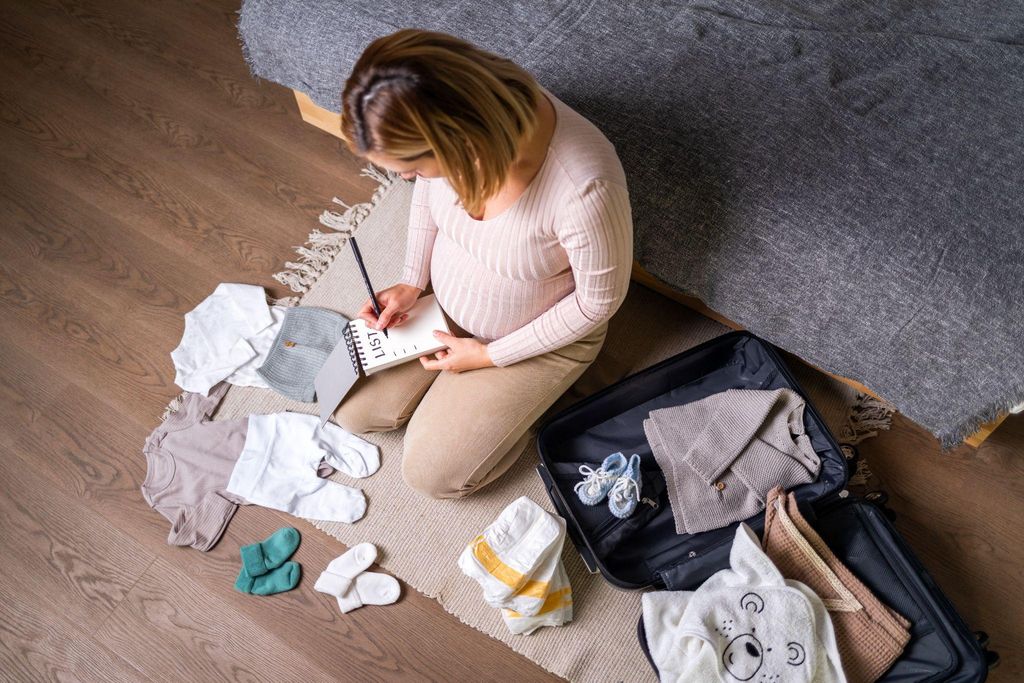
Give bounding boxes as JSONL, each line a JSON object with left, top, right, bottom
{"left": 458, "top": 496, "right": 573, "bottom": 635}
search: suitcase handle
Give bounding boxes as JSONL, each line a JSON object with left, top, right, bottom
{"left": 536, "top": 465, "right": 599, "bottom": 574}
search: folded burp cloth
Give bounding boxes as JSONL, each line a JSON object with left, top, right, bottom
{"left": 458, "top": 495, "right": 563, "bottom": 614}
{"left": 501, "top": 561, "right": 573, "bottom": 635}
{"left": 459, "top": 496, "right": 574, "bottom": 635}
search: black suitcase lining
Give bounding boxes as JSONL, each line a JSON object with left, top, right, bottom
{"left": 812, "top": 501, "right": 986, "bottom": 682}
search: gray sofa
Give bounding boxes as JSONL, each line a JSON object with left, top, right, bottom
{"left": 238, "top": 0, "right": 1024, "bottom": 447}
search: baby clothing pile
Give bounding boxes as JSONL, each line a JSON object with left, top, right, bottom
{"left": 170, "top": 282, "right": 349, "bottom": 403}
{"left": 171, "top": 283, "right": 286, "bottom": 395}
{"left": 142, "top": 381, "right": 379, "bottom": 551}
{"left": 159, "top": 287, "right": 399, "bottom": 625}
{"left": 642, "top": 523, "right": 847, "bottom": 682}
{"left": 459, "top": 497, "right": 573, "bottom": 635}
{"left": 147, "top": 283, "right": 380, "bottom": 552}
{"left": 642, "top": 490, "right": 912, "bottom": 682}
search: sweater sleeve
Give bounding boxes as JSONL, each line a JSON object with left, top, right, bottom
{"left": 399, "top": 177, "right": 438, "bottom": 290}
{"left": 486, "top": 179, "right": 633, "bottom": 367}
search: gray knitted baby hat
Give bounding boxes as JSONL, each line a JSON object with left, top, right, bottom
{"left": 257, "top": 306, "right": 348, "bottom": 402}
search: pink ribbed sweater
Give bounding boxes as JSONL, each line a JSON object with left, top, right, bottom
{"left": 399, "top": 90, "right": 634, "bottom": 367}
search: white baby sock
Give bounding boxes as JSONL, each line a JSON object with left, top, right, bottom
{"left": 314, "top": 543, "right": 378, "bottom": 597}
{"left": 315, "top": 543, "right": 400, "bottom": 613}
{"left": 335, "top": 572, "right": 401, "bottom": 614}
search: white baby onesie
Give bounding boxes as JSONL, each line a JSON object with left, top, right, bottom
{"left": 642, "top": 524, "right": 846, "bottom": 683}
{"left": 226, "top": 413, "right": 380, "bottom": 523}
{"left": 226, "top": 304, "right": 285, "bottom": 389}
{"left": 171, "top": 283, "right": 285, "bottom": 395}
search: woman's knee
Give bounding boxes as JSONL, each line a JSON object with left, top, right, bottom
{"left": 333, "top": 403, "right": 408, "bottom": 435}
{"left": 401, "top": 434, "right": 472, "bottom": 499}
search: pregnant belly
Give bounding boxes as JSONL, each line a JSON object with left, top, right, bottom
{"left": 430, "top": 239, "right": 574, "bottom": 341}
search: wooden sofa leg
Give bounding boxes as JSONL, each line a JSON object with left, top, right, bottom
{"left": 964, "top": 414, "right": 1009, "bottom": 448}
{"left": 294, "top": 90, "right": 344, "bottom": 139}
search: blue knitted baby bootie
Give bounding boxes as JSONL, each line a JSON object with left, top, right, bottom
{"left": 608, "top": 453, "right": 643, "bottom": 519}
{"left": 574, "top": 452, "right": 628, "bottom": 506}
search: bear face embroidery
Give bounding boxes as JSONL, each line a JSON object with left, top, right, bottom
{"left": 713, "top": 592, "right": 808, "bottom": 682}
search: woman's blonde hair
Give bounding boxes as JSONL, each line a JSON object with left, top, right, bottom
{"left": 340, "top": 29, "right": 543, "bottom": 217}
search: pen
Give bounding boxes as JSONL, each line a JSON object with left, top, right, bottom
{"left": 348, "top": 236, "right": 388, "bottom": 337}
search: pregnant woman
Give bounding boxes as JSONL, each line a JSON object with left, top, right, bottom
{"left": 334, "top": 29, "right": 633, "bottom": 498}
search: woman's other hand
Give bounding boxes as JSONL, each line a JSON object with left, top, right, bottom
{"left": 359, "top": 283, "right": 422, "bottom": 331}
{"left": 420, "top": 331, "right": 494, "bottom": 373}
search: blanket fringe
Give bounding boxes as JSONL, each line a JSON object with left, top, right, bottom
{"left": 159, "top": 165, "right": 400, "bottom": 421}
{"left": 273, "top": 165, "right": 401, "bottom": 293}
{"left": 936, "top": 382, "right": 1024, "bottom": 449}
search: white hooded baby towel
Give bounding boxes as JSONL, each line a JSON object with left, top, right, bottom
{"left": 642, "top": 524, "right": 846, "bottom": 682}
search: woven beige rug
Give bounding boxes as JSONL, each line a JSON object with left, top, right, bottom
{"left": 208, "top": 169, "right": 891, "bottom": 683}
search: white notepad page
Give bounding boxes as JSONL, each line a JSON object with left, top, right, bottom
{"left": 348, "top": 294, "right": 451, "bottom": 375}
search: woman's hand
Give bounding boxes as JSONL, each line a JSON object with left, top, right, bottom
{"left": 420, "top": 331, "right": 494, "bottom": 373}
{"left": 359, "top": 283, "right": 422, "bottom": 331}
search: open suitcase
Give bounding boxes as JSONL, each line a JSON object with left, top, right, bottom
{"left": 536, "top": 331, "right": 996, "bottom": 681}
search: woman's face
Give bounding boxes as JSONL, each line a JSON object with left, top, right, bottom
{"left": 365, "top": 151, "right": 444, "bottom": 181}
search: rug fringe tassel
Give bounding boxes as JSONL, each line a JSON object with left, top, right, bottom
{"left": 835, "top": 392, "right": 895, "bottom": 489}
{"left": 839, "top": 392, "right": 896, "bottom": 446}
{"left": 846, "top": 457, "right": 874, "bottom": 488}
{"left": 270, "top": 295, "right": 301, "bottom": 307}
{"left": 273, "top": 165, "right": 401, "bottom": 294}
{"left": 159, "top": 393, "right": 185, "bottom": 421}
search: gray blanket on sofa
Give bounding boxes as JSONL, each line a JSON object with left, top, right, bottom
{"left": 239, "top": 0, "right": 1024, "bottom": 446}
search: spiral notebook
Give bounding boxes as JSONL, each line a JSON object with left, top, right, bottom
{"left": 315, "top": 294, "right": 451, "bottom": 426}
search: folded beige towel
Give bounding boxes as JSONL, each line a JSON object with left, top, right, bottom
{"left": 763, "top": 487, "right": 911, "bottom": 683}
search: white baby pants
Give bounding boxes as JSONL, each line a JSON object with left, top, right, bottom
{"left": 226, "top": 412, "right": 379, "bottom": 523}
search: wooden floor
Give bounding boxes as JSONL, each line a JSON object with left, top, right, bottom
{"left": 0, "top": 0, "right": 1018, "bottom": 680}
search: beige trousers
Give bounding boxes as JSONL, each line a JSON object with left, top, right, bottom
{"left": 334, "top": 323, "right": 608, "bottom": 499}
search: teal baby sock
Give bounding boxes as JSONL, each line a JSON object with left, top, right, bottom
{"left": 235, "top": 561, "right": 302, "bottom": 596}
{"left": 240, "top": 527, "right": 301, "bottom": 577}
